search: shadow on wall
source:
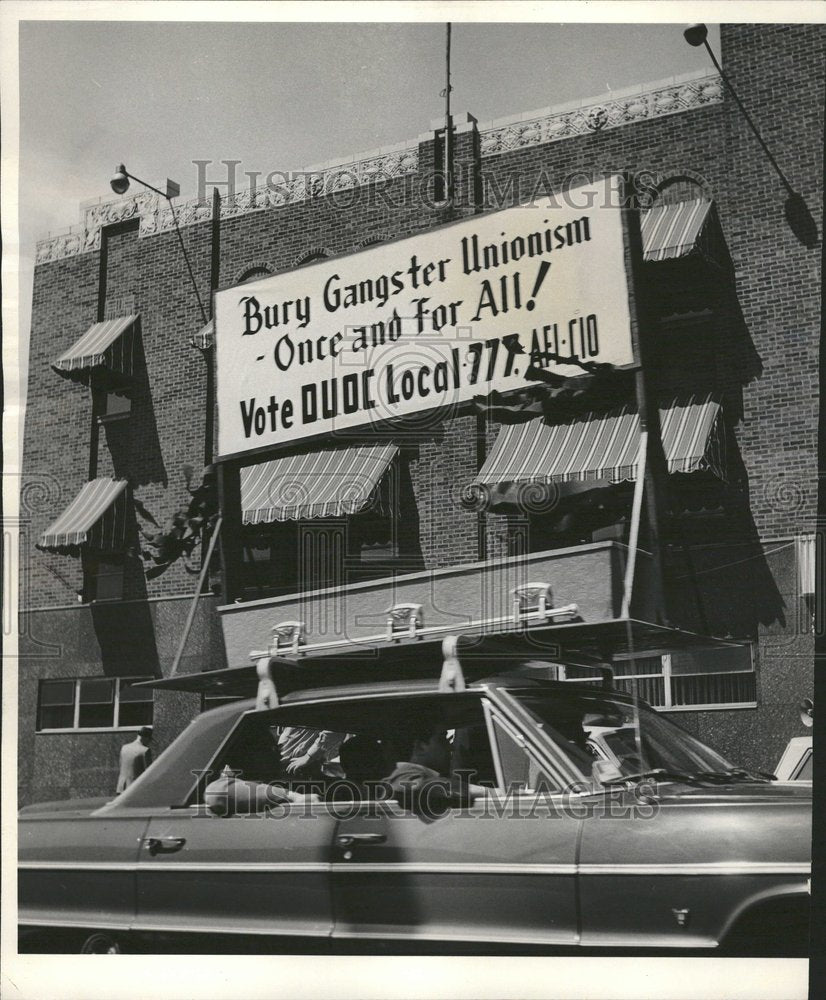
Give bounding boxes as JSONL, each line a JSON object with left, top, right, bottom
{"left": 90, "top": 508, "right": 161, "bottom": 675}
{"left": 104, "top": 335, "right": 167, "bottom": 488}
{"left": 666, "top": 437, "right": 787, "bottom": 638}
{"left": 90, "top": 598, "right": 161, "bottom": 677}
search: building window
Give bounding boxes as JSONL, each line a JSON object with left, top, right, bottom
{"left": 563, "top": 644, "right": 756, "bottom": 711}
{"left": 97, "top": 390, "right": 131, "bottom": 425}
{"left": 78, "top": 677, "right": 116, "bottom": 728}
{"left": 238, "top": 460, "right": 422, "bottom": 600}
{"left": 82, "top": 553, "right": 125, "bottom": 602}
{"left": 36, "top": 677, "right": 154, "bottom": 732}
{"left": 37, "top": 679, "right": 76, "bottom": 730}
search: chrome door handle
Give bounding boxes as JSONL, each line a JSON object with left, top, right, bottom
{"left": 336, "top": 833, "right": 386, "bottom": 848}
{"left": 145, "top": 836, "right": 186, "bottom": 856}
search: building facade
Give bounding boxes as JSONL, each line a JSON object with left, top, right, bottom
{"left": 19, "top": 24, "right": 823, "bottom": 804}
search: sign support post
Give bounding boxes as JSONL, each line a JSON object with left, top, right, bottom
{"left": 622, "top": 174, "right": 670, "bottom": 625}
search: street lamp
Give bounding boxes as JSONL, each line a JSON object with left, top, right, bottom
{"left": 682, "top": 25, "right": 817, "bottom": 247}
{"left": 109, "top": 164, "right": 209, "bottom": 322}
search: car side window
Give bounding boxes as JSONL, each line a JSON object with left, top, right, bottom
{"left": 489, "top": 713, "right": 558, "bottom": 793}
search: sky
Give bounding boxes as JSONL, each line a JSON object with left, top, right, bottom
{"left": 18, "top": 19, "right": 721, "bottom": 250}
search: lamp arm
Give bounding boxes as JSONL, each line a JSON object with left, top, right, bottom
{"left": 123, "top": 170, "right": 168, "bottom": 199}
{"left": 164, "top": 197, "right": 210, "bottom": 325}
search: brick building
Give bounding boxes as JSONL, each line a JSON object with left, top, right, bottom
{"left": 19, "top": 24, "right": 822, "bottom": 804}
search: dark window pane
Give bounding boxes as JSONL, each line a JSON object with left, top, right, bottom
{"left": 79, "top": 678, "right": 115, "bottom": 704}
{"left": 40, "top": 680, "right": 75, "bottom": 706}
{"left": 105, "top": 392, "right": 131, "bottom": 417}
{"left": 37, "top": 680, "right": 76, "bottom": 730}
{"left": 94, "top": 560, "right": 124, "bottom": 601}
{"left": 118, "top": 700, "right": 154, "bottom": 728}
{"left": 38, "top": 705, "right": 75, "bottom": 730}
{"left": 118, "top": 680, "right": 154, "bottom": 727}
{"left": 119, "top": 680, "right": 154, "bottom": 703}
{"left": 670, "top": 645, "right": 753, "bottom": 676}
{"left": 78, "top": 678, "right": 115, "bottom": 728}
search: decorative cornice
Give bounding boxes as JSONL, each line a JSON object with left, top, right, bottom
{"left": 35, "top": 70, "right": 722, "bottom": 266}
{"left": 477, "top": 70, "right": 723, "bottom": 157}
{"left": 35, "top": 143, "right": 420, "bottom": 266}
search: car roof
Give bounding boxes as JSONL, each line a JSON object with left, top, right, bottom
{"left": 239, "top": 673, "right": 635, "bottom": 708}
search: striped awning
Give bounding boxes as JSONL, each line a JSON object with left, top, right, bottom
{"left": 190, "top": 319, "right": 214, "bottom": 350}
{"left": 242, "top": 443, "right": 398, "bottom": 523}
{"left": 472, "top": 394, "right": 726, "bottom": 490}
{"left": 641, "top": 199, "right": 715, "bottom": 263}
{"left": 52, "top": 316, "right": 140, "bottom": 381}
{"left": 796, "top": 534, "right": 819, "bottom": 597}
{"left": 37, "top": 478, "right": 129, "bottom": 553}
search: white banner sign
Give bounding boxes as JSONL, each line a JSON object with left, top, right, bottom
{"left": 215, "top": 175, "right": 634, "bottom": 459}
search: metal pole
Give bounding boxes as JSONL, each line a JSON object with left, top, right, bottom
{"left": 169, "top": 515, "right": 223, "bottom": 677}
{"left": 621, "top": 432, "right": 648, "bottom": 619}
{"left": 444, "top": 23, "right": 453, "bottom": 206}
{"left": 622, "top": 173, "right": 669, "bottom": 625}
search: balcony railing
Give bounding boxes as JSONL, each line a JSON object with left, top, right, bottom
{"left": 566, "top": 652, "right": 756, "bottom": 711}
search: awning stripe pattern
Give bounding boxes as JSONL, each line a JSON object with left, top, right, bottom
{"left": 52, "top": 316, "right": 139, "bottom": 378}
{"left": 190, "top": 319, "right": 214, "bottom": 350}
{"left": 641, "top": 200, "right": 712, "bottom": 263}
{"left": 37, "top": 478, "right": 130, "bottom": 552}
{"left": 242, "top": 443, "right": 398, "bottom": 523}
{"left": 795, "top": 534, "right": 818, "bottom": 597}
{"left": 473, "top": 394, "right": 726, "bottom": 488}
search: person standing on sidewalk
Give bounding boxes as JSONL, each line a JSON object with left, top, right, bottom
{"left": 116, "top": 726, "right": 153, "bottom": 793}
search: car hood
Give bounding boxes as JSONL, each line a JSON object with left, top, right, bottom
{"left": 19, "top": 796, "right": 113, "bottom": 816}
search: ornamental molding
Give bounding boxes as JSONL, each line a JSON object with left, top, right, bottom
{"left": 477, "top": 70, "right": 723, "bottom": 157}
{"left": 35, "top": 70, "right": 722, "bottom": 266}
{"left": 36, "top": 143, "right": 420, "bottom": 266}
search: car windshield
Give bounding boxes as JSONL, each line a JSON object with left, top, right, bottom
{"left": 511, "top": 689, "right": 738, "bottom": 779}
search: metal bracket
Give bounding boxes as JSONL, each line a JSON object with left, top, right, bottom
{"left": 386, "top": 603, "right": 424, "bottom": 640}
{"left": 270, "top": 620, "right": 306, "bottom": 656}
{"left": 255, "top": 656, "right": 279, "bottom": 710}
{"left": 439, "top": 635, "right": 466, "bottom": 692}
{"left": 512, "top": 583, "right": 553, "bottom": 624}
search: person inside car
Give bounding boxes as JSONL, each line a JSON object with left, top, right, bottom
{"left": 203, "top": 738, "right": 320, "bottom": 815}
{"left": 277, "top": 726, "right": 347, "bottom": 780}
{"left": 338, "top": 734, "right": 389, "bottom": 797}
{"left": 382, "top": 726, "right": 487, "bottom": 812}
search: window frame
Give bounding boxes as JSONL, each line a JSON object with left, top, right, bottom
{"left": 81, "top": 551, "right": 126, "bottom": 603}
{"left": 96, "top": 389, "right": 132, "bottom": 425}
{"left": 36, "top": 676, "right": 154, "bottom": 733}
{"left": 189, "top": 690, "right": 515, "bottom": 808}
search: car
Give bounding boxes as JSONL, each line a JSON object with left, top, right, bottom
{"left": 19, "top": 629, "right": 811, "bottom": 956}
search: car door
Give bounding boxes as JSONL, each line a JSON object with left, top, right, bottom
{"left": 135, "top": 802, "right": 337, "bottom": 942}
{"left": 19, "top": 807, "right": 149, "bottom": 932}
{"left": 329, "top": 696, "right": 582, "bottom": 948}
{"left": 577, "top": 789, "right": 812, "bottom": 950}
